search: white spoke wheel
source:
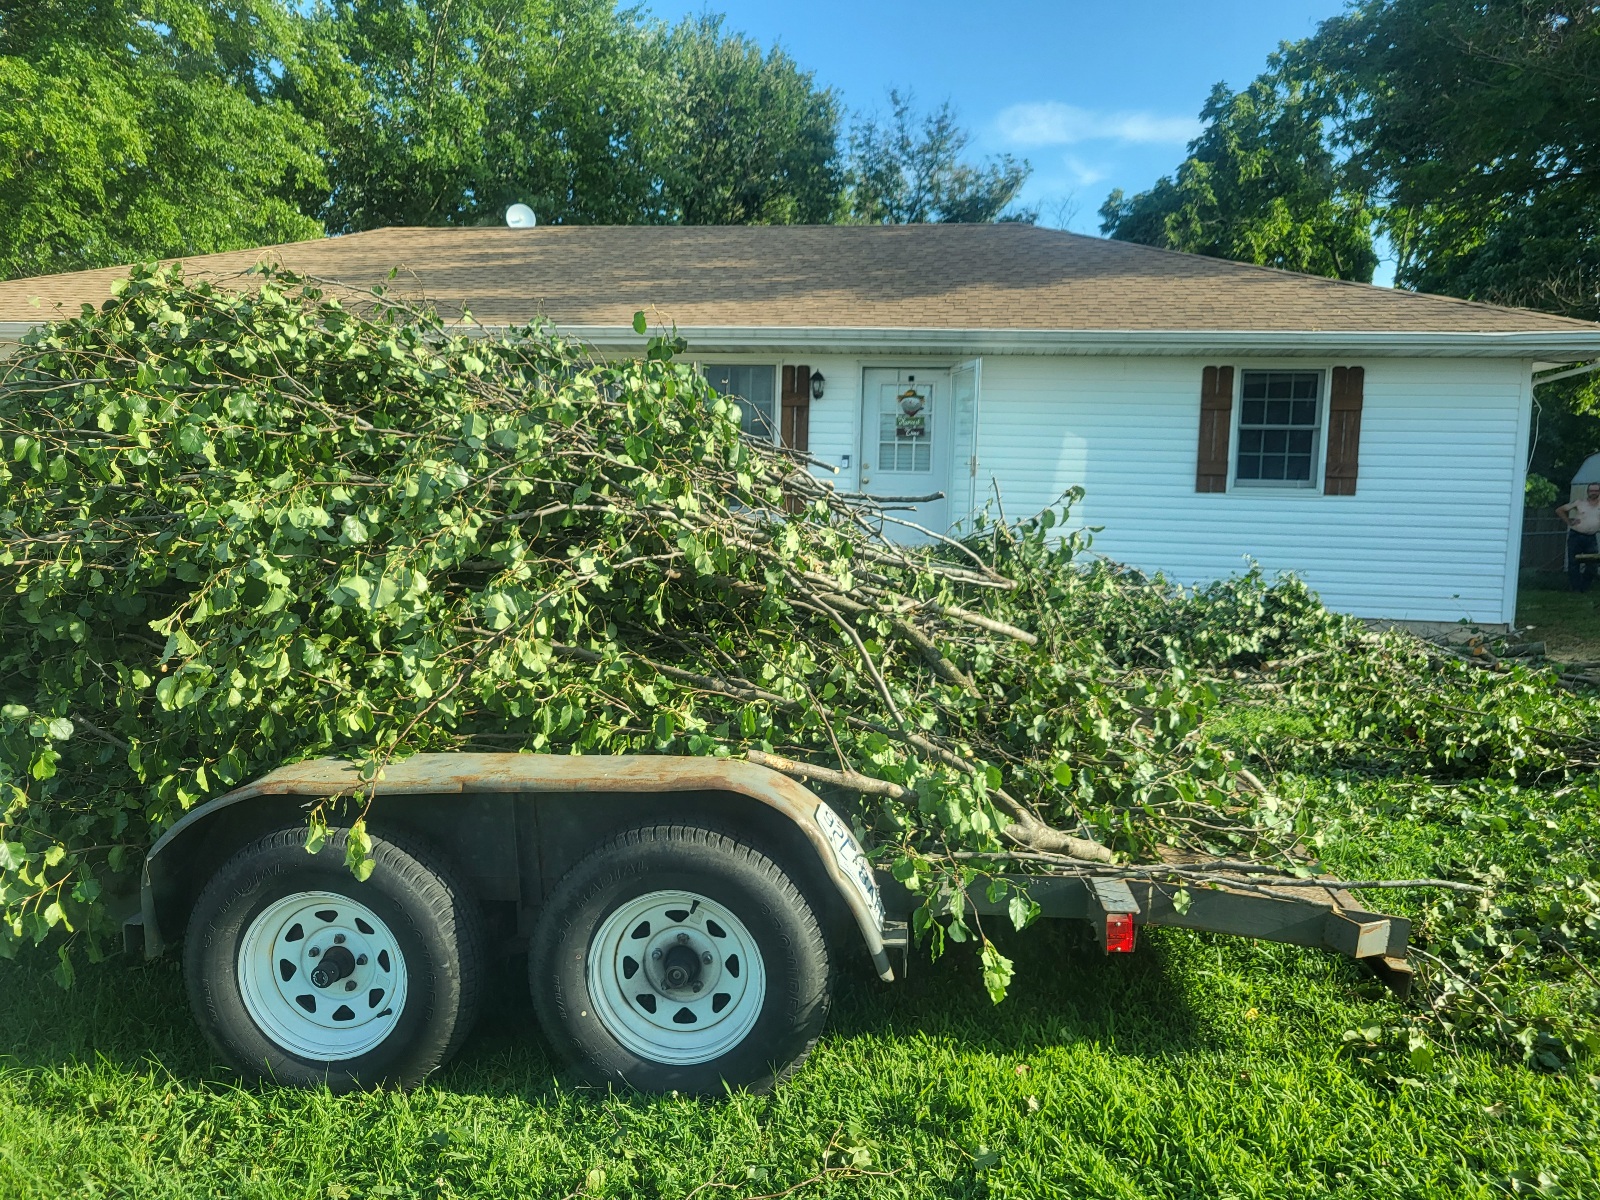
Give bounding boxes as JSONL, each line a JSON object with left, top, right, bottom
{"left": 237, "top": 891, "right": 409, "bottom": 1061}
{"left": 183, "top": 825, "right": 486, "bottom": 1091}
{"left": 588, "top": 890, "right": 766, "bottom": 1066}
{"left": 530, "top": 823, "right": 832, "bottom": 1095}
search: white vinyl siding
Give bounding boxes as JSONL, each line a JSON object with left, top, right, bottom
{"left": 972, "top": 355, "right": 1530, "bottom": 624}
{"left": 792, "top": 355, "right": 860, "bottom": 482}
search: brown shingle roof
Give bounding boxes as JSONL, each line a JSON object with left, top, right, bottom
{"left": 2, "top": 223, "right": 1595, "bottom": 336}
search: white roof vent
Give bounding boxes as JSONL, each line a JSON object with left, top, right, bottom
{"left": 505, "top": 204, "right": 537, "bottom": 229}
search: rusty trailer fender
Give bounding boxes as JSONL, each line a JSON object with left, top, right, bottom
{"left": 138, "top": 753, "right": 895, "bottom": 980}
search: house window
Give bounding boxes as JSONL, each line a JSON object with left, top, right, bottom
{"left": 703, "top": 364, "right": 777, "bottom": 442}
{"left": 1235, "top": 370, "right": 1322, "bottom": 486}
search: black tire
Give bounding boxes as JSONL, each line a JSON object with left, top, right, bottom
{"left": 530, "top": 823, "right": 832, "bottom": 1095}
{"left": 183, "top": 824, "right": 486, "bottom": 1091}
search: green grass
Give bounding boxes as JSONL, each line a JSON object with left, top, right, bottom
{"left": 1517, "top": 575, "right": 1600, "bottom": 663}
{"left": 2, "top": 862, "right": 1597, "bottom": 1198}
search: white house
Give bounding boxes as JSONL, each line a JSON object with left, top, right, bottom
{"left": 4, "top": 224, "right": 1598, "bottom": 626}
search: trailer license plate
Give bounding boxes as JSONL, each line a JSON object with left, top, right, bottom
{"left": 814, "top": 803, "right": 884, "bottom": 929}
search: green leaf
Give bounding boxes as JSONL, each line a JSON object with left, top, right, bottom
{"left": 345, "top": 819, "right": 376, "bottom": 882}
{"left": 304, "top": 812, "right": 329, "bottom": 856}
{"left": 53, "top": 945, "right": 76, "bottom": 990}
{"left": 891, "top": 856, "right": 922, "bottom": 890}
{"left": 43, "top": 901, "right": 71, "bottom": 932}
{"left": 632, "top": 311, "right": 647, "bottom": 335}
{"left": 981, "top": 943, "right": 1014, "bottom": 1004}
{"left": 652, "top": 712, "right": 676, "bottom": 744}
{"left": 1408, "top": 1041, "right": 1435, "bottom": 1074}
{"left": 1007, "top": 893, "right": 1039, "bottom": 932}
{"left": 970, "top": 1145, "right": 1000, "bottom": 1171}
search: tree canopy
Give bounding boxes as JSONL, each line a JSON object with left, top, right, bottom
{"left": 1318, "top": 0, "right": 1600, "bottom": 320}
{"left": 0, "top": 0, "right": 324, "bottom": 280}
{"left": 1104, "top": 1, "right": 1600, "bottom": 306}
{"left": 844, "top": 91, "right": 1033, "bottom": 225}
{"left": 658, "top": 16, "right": 843, "bottom": 226}
{"left": 1099, "top": 53, "right": 1375, "bottom": 281}
{"left": 0, "top": 1, "right": 1030, "bottom": 284}
{"left": 288, "top": 0, "right": 679, "bottom": 230}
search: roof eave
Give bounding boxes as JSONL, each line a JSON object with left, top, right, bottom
{"left": 547, "top": 326, "right": 1600, "bottom": 360}
{"left": 6, "top": 319, "right": 1597, "bottom": 361}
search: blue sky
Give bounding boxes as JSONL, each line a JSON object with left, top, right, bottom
{"left": 640, "top": 0, "right": 1347, "bottom": 234}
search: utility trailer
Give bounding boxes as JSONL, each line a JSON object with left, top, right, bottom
{"left": 129, "top": 753, "right": 1413, "bottom": 1094}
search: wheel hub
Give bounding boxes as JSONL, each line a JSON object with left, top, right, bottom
{"left": 237, "top": 891, "right": 408, "bottom": 1061}
{"left": 660, "top": 943, "right": 702, "bottom": 991}
{"left": 587, "top": 890, "right": 766, "bottom": 1067}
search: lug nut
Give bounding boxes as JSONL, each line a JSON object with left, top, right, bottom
{"left": 309, "top": 947, "right": 321, "bottom": 958}
{"left": 333, "top": 934, "right": 346, "bottom": 945}
{"left": 345, "top": 980, "right": 357, "bottom": 991}
{"left": 651, "top": 948, "right": 662, "bottom": 960}
{"left": 356, "top": 954, "right": 368, "bottom": 966}
{"left": 702, "top": 951, "right": 713, "bottom": 964}
{"left": 692, "top": 982, "right": 702, "bottom": 993}
{"left": 676, "top": 933, "right": 689, "bottom": 945}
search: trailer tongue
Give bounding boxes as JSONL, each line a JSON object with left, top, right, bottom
{"left": 962, "top": 869, "right": 1414, "bottom": 997}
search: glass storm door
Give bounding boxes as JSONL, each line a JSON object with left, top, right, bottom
{"left": 860, "top": 368, "right": 950, "bottom": 539}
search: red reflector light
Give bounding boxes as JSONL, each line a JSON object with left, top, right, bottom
{"left": 1105, "top": 913, "right": 1136, "bottom": 953}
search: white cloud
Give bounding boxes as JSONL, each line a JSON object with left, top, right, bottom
{"left": 1062, "top": 156, "right": 1107, "bottom": 187}
{"left": 995, "top": 102, "right": 1201, "bottom": 147}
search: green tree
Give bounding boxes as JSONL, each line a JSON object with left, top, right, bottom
{"left": 845, "top": 91, "right": 1033, "bottom": 224}
{"left": 658, "top": 16, "right": 841, "bottom": 225}
{"left": 0, "top": 1, "right": 324, "bottom": 281}
{"left": 1099, "top": 52, "right": 1377, "bottom": 281}
{"left": 288, "top": 0, "right": 676, "bottom": 230}
{"left": 1314, "top": 1, "right": 1600, "bottom": 318}
{"left": 291, "top": 3, "right": 844, "bottom": 231}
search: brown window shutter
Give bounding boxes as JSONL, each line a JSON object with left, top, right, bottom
{"left": 1195, "top": 365, "right": 1234, "bottom": 493}
{"left": 781, "top": 365, "right": 810, "bottom": 453}
{"left": 1323, "top": 366, "right": 1364, "bottom": 496}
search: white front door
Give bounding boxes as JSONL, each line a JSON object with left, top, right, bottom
{"left": 860, "top": 368, "right": 951, "bottom": 539}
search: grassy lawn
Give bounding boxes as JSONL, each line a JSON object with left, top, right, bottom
{"left": 1, "top": 922, "right": 1595, "bottom": 1199}
{"left": 1517, "top": 574, "right": 1600, "bottom": 663}
{"left": 3, "top": 771, "right": 1598, "bottom": 1199}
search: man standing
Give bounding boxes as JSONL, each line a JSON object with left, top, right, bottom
{"left": 1557, "top": 481, "right": 1600, "bottom": 592}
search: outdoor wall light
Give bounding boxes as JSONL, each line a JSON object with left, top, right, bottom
{"left": 809, "top": 370, "right": 825, "bottom": 400}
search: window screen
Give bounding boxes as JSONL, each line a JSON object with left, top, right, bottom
{"left": 703, "top": 364, "right": 777, "bottom": 442}
{"left": 1236, "top": 371, "right": 1321, "bottom": 485}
